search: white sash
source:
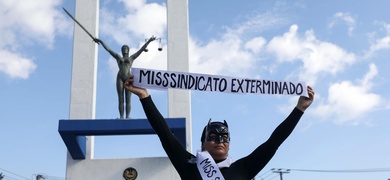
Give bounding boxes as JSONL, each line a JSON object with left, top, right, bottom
{"left": 196, "top": 151, "right": 225, "bottom": 180}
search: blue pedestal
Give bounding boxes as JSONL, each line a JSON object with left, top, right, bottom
{"left": 58, "top": 118, "right": 186, "bottom": 159}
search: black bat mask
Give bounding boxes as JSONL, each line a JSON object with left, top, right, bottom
{"left": 201, "top": 119, "right": 230, "bottom": 143}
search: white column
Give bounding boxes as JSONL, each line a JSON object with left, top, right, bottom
{"left": 167, "top": 0, "right": 192, "bottom": 152}
{"left": 66, "top": 0, "right": 99, "bottom": 176}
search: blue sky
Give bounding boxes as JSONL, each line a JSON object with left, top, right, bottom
{"left": 1, "top": 0, "right": 390, "bottom": 180}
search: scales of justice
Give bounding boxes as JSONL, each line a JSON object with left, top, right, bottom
{"left": 58, "top": 1, "right": 191, "bottom": 179}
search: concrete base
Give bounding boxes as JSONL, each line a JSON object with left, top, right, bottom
{"left": 65, "top": 157, "right": 180, "bottom": 180}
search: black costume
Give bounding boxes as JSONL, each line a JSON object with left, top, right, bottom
{"left": 140, "top": 96, "right": 304, "bottom": 180}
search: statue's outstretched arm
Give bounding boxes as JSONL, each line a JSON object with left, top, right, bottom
{"left": 94, "top": 38, "right": 121, "bottom": 60}
{"left": 131, "top": 36, "right": 156, "bottom": 59}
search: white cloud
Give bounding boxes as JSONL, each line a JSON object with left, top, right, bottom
{"left": 187, "top": 9, "right": 285, "bottom": 77}
{"left": 234, "top": 11, "right": 285, "bottom": 35}
{"left": 189, "top": 32, "right": 255, "bottom": 77}
{"left": 364, "top": 23, "right": 390, "bottom": 58}
{"left": 328, "top": 12, "right": 356, "bottom": 36}
{"left": 119, "top": 0, "right": 147, "bottom": 9}
{"left": 266, "top": 24, "right": 356, "bottom": 84}
{"left": 0, "top": 0, "right": 68, "bottom": 48}
{"left": 244, "top": 37, "right": 267, "bottom": 54}
{"left": 266, "top": 25, "right": 302, "bottom": 62}
{"left": 118, "top": 3, "right": 166, "bottom": 38}
{"left": 360, "top": 63, "right": 378, "bottom": 86}
{"left": 0, "top": 0, "right": 69, "bottom": 79}
{"left": 313, "top": 64, "right": 381, "bottom": 125}
{"left": 0, "top": 50, "right": 37, "bottom": 79}
{"left": 100, "top": 1, "right": 166, "bottom": 46}
{"left": 132, "top": 41, "right": 167, "bottom": 70}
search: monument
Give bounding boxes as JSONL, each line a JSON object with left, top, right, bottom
{"left": 59, "top": 0, "right": 191, "bottom": 179}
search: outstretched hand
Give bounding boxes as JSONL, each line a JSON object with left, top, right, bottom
{"left": 93, "top": 38, "right": 101, "bottom": 45}
{"left": 148, "top": 36, "right": 157, "bottom": 42}
{"left": 296, "top": 86, "right": 315, "bottom": 112}
{"left": 124, "top": 75, "right": 149, "bottom": 99}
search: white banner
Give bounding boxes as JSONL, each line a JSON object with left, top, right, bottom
{"left": 132, "top": 68, "right": 308, "bottom": 97}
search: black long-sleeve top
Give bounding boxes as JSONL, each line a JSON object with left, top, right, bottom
{"left": 140, "top": 96, "right": 304, "bottom": 180}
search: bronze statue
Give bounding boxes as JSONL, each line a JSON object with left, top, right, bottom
{"left": 63, "top": 7, "right": 157, "bottom": 119}
{"left": 94, "top": 36, "right": 156, "bottom": 119}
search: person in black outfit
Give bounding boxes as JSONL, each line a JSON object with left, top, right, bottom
{"left": 125, "top": 75, "right": 315, "bottom": 180}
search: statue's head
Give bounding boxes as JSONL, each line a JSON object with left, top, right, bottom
{"left": 121, "top": 45, "right": 129, "bottom": 56}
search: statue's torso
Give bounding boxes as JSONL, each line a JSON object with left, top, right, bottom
{"left": 118, "top": 57, "right": 133, "bottom": 81}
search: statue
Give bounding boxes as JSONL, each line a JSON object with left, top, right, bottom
{"left": 63, "top": 7, "right": 157, "bottom": 119}
{"left": 94, "top": 36, "right": 156, "bottom": 119}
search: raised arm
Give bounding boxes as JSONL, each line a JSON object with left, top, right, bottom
{"left": 234, "top": 86, "right": 315, "bottom": 178}
{"left": 130, "top": 36, "right": 156, "bottom": 59}
{"left": 124, "top": 75, "right": 193, "bottom": 164}
{"left": 94, "top": 38, "right": 121, "bottom": 60}
{"left": 263, "top": 86, "right": 314, "bottom": 146}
